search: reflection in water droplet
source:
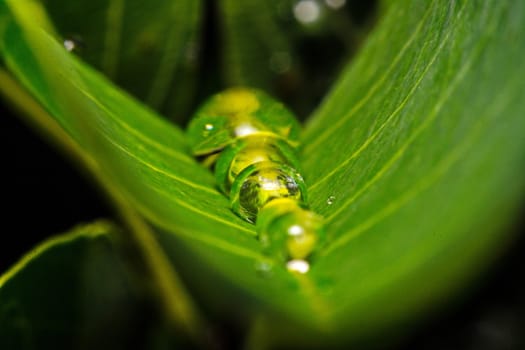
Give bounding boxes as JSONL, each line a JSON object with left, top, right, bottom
{"left": 325, "top": 0, "right": 346, "bottom": 10}
{"left": 232, "top": 162, "right": 306, "bottom": 223}
{"left": 293, "top": 0, "right": 321, "bottom": 24}
{"left": 327, "top": 195, "right": 335, "bottom": 205}
{"left": 286, "top": 259, "right": 310, "bottom": 274}
{"left": 204, "top": 123, "right": 214, "bottom": 131}
{"left": 269, "top": 51, "right": 292, "bottom": 74}
{"left": 255, "top": 260, "right": 274, "bottom": 278}
{"left": 234, "top": 123, "right": 258, "bottom": 137}
{"left": 287, "top": 224, "right": 304, "bottom": 237}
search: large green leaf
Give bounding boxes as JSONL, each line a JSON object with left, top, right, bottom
{"left": 1, "top": 0, "right": 524, "bottom": 347}
{"left": 0, "top": 221, "right": 175, "bottom": 349}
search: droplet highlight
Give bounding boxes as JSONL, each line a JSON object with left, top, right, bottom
{"left": 327, "top": 195, "right": 335, "bottom": 205}
{"left": 230, "top": 162, "right": 306, "bottom": 223}
{"left": 63, "top": 36, "right": 84, "bottom": 53}
{"left": 63, "top": 39, "right": 76, "bottom": 52}
{"left": 286, "top": 259, "right": 310, "bottom": 274}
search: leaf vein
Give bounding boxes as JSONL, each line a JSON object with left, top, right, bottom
{"left": 310, "top": 1, "right": 465, "bottom": 191}
{"left": 303, "top": 0, "right": 437, "bottom": 153}
{"left": 70, "top": 77, "right": 195, "bottom": 165}
{"left": 323, "top": 71, "right": 518, "bottom": 255}
{"left": 325, "top": 22, "right": 478, "bottom": 224}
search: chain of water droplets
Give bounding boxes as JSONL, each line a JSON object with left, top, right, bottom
{"left": 186, "top": 88, "right": 326, "bottom": 274}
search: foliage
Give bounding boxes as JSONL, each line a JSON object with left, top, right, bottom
{"left": 1, "top": 0, "right": 524, "bottom": 348}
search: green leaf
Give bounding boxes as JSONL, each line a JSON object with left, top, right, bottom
{"left": 217, "top": 0, "right": 294, "bottom": 91}
{"left": 298, "top": 0, "right": 525, "bottom": 343}
{"left": 1, "top": 0, "right": 524, "bottom": 347}
{"left": 39, "top": 0, "right": 203, "bottom": 120}
{"left": 217, "top": 0, "right": 369, "bottom": 118}
{"left": 0, "top": 221, "right": 166, "bottom": 349}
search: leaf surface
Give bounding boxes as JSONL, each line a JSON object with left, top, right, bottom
{"left": 1, "top": 0, "right": 524, "bottom": 346}
{"left": 0, "top": 221, "right": 161, "bottom": 348}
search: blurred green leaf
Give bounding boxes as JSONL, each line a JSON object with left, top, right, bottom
{"left": 0, "top": 221, "right": 161, "bottom": 349}
{"left": 217, "top": 0, "right": 370, "bottom": 119}
{"left": 1, "top": 0, "right": 524, "bottom": 347}
{"left": 217, "top": 0, "right": 294, "bottom": 91}
{"left": 38, "top": 0, "right": 203, "bottom": 120}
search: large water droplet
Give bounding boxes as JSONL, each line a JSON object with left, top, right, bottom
{"left": 231, "top": 162, "right": 306, "bottom": 223}
{"left": 215, "top": 134, "right": 300, "bottom": 195}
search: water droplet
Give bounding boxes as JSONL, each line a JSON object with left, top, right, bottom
{"left": 327, "top": 195, "right": 336, "bottom": 205}
{"left": 215, "top": 134, "right": 300, "bottom": 195}
{"left": 63, "top": 36, "right": 84, "bottom": 53}
{"left": 325, "top": 0, "right": 346, "bottom": 10}
{"left": 286, "top": 259, "right": 310, "bottom": 274}
{"left": 63, "top": 39, "right": 75, "bottom": 52}
{"left": 231, "top": 162, "right": 306, "bottom": 223}
{"left": 293, "top": 0, "right": 321, "bottom": 24}
{"left": 204, "top": 123, "right": 214, "bottom": 131}
{"left": 257, "top": 198, "right": 325, "bottom": 263}
{"left": 254, "top": 260, "right": 274, "bottom": 278}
